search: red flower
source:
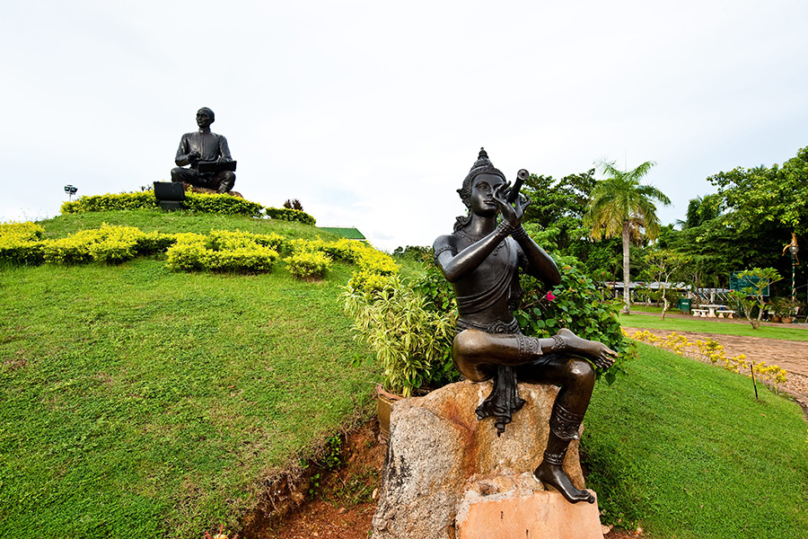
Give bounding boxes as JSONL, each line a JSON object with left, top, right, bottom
{"left": 545, "top": 291, "right": 556, "bottom": 302}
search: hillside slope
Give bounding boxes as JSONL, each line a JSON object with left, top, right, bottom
{"left": 0, "top": 211, "right": 379, "bottom": 538}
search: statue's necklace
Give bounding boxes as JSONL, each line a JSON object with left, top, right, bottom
{"left": 457, "top": 229, "right": 506, "bottom": 256}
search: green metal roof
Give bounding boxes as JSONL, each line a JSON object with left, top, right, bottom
{"left": 318, "top": 227, "right": 366, "bottom": 240}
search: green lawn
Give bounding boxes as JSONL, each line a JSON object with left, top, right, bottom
{"left": 584, "top": 343, "right": 808, "bottom": 538}
{"left": 619, "top": 312, "right": 808, "bottom": 341}
{"left": 0, "top": 213, "right": 379, "bottom": 538}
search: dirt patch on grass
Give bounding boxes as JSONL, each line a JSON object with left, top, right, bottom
{"left": 249, "top": 420, "right": 386, "bottom": 539}
{"left": 250, "top": 419, "right": 644, "bottom": 539}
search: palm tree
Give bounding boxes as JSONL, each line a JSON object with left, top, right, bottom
{"left": 585, "top": 160, "right": 671, "bottom": 314}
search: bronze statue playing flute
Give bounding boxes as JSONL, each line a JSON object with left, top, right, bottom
{"left": 432, "top": 148, "right": 617, "bottom": 504}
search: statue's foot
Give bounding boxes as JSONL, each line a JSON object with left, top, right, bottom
{"left": 534, "top": 461, "right": 594, "bottom": 504}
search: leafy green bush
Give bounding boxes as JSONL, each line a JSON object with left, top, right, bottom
{"left": 728, "top": 267, "right": 782, "bottom": 329}
{"left": 0, "top": 222, "right": 45, "bottom": 264}
{"left": 264, "top": 206, "right": 316, "bottom": 225}
{"left": 343, "top": 275, "right": 456, "bottom": 397}
{"left": 285, "top": 251, "right": 332, "bottom": 281}
{"left": 515, "top": 255, "right": 635, "bottom": 383}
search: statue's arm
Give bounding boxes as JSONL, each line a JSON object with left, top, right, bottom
{"left": 514, "top": 233, "right": 561, "bottom": 286}
{"left": 175, "top": 135, "right": 195, "bottom": 167}
{"left": 218, "top": 135, "right": 233, "bottom": 162}
{"left": 434, "top": 225, "right": 512, "bottom": 283}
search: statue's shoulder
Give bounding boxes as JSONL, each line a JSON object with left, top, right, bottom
{"left": 433, "top": 233, "right": 460, "bottom": 260}
{"left": 433, "top": 232, "right": 459, "bottom": 250}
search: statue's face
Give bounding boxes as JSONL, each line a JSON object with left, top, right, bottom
{"left": 196, "top": 110, "right": 213, "bottom": 128}
{"left": 469, "top": 174, "right": 504, "bottom": 216}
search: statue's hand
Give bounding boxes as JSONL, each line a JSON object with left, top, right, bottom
{"left": 188, "top": 151, "right": 201, "bottom": 162}
{"left": 493, "top": 182, "right": 523, "bottom": 228}
{"left": 557, "top": 328, "right": 618, "bottom": 370}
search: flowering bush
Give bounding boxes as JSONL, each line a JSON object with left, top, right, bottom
{"left": 515, "top": 255, "right": 635, "bottom": 383}
{"left": 626, "top": 329, "right": 788, "bottom": 390}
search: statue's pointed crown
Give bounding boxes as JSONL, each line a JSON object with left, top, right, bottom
{"left": 466, "top": 147, "right": 505, "bottom": 181}
{"left": 457, "top": 147, "right": 505, "bottom": 205}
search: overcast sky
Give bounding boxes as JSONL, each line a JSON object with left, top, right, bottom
{"left": 2, "top": 0, "right": 806, "bottom": 251}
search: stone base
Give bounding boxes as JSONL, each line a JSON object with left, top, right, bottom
{"left": 457, "top": 475, "right": 603, "bottom": 539}
{"left": 371, "top": 381, "right": 597, "bottom": 539}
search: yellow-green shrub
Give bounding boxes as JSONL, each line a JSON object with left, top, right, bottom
{"left": 0, "top": 222, "right": 45, "bottom": 264}
{"left": 321, "top": 238, "right": 363, "bottom": 263}
{"left": 41, "top": 224, "right": 147, "bottom": 264}
{"left": 61, "top": 191, "right": 316, "bottom": 224}
{"left": 285, "top": 251, "right": 332, "bottom": 281}
{"left": 252, "top": 232, "right": 287, "bottom": 253}
{"left": 61, "top": 192, "right": 158, "bottom": 213}
{"left": 165, "top": 231, "right": 279, "bottom": 273}
{"left": 347, "top": 268, "right": 397, "bottom": 293}
{"left": 42, "top": 232, "right": 96, "bottom": 264}
{"left": 183, "top": 193, "right": 264, "bottom": 216}
{"left": 165, "top": 233, "right": 208, "bottom": 271}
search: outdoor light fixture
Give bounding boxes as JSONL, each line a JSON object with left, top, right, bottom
{"left": 153, "top": 181, "right": 186, "bottom": 211}
{"left": 790, "top": 244, "right": 799, "bottom": 303}
{"left": 64, "top": 184, "right": 78, "bottom": 201}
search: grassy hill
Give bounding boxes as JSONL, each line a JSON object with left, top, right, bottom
{"left": 0, "top": 211, "right": 380, "bottom": 538}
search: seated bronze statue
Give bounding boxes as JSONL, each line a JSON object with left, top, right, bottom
{"left": 171, "top": 107, "right": 237, "bottom": 194}
{"left": 433, "top": 148, "right": 617, "bottom": 504}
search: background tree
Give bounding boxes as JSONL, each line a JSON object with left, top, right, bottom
{"left": 585, "top": 160, "right": 671, "bottom": 314}
{"left": 641, "top": 247, "right": 688, "bottom": 320}
{"left": 520, "top": 169, "right": 623, "bottom": 279}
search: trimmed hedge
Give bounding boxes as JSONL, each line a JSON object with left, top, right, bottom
{"left": 285, "top": 251, "right": 332, "bottom": 281}
{"left": 0, "top": 222, "right": 46, "bottom": 264}
{"left": 2, "top": 220, "right": 397, "bottom": 289}
{"left": 60, "top": 191, "right": 316, "bottom": 224}
{"left": 165, "top": 232, "right": 280, "bottom": 273}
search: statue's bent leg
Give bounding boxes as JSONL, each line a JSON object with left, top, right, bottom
{"left": 519, "top": 356, "right": 597, "bottom": 504}
{"left": 452, "top": 329, "right": 542, "bottom": 382}
{"left": 211, "top": 171, "right": 236, "bottom": 193}
{"left": 171, "top": 167, "right": 199, "bottom": 186}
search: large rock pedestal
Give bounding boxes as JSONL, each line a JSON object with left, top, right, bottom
{"left": 371, "top": 380, "right": 604, "bottom": 539}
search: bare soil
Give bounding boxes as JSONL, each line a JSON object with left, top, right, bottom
{"left": 249, "top": 419, "right": 644, "bottom": 539}
{"left": 251, "top": 421, "right": 386, "bottom": 539}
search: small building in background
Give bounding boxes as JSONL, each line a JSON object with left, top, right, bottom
{"left": 318, "top": 227, "right": 366, "bottom": 241}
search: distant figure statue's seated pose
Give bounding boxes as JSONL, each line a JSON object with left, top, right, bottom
{"left": 171, "top": 107, "right": 236, "bottom": 194}
{"left": 433, "top": 148, "right": 618, "bottom": 504}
